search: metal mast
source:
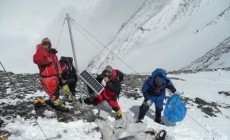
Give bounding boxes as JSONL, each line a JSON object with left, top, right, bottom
{"left": 66, "top": 13, "right": 79, "bottom": 73}
{"left": 66, "top": 13, "right": 85, "bottom": 105}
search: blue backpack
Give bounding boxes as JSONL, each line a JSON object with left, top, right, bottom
{"left": 164, "top": 94, "right": 187, "bottom": 122}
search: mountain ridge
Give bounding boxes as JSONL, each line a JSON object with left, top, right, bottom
{"left": 182, "top": 36, "right": 230, "bottom": 70}
{"left": 87, "top": 0, "right": 230, "bottom": 74}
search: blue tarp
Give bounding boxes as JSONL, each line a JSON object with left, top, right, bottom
{"left": 163, "top": 94, "right": 187, "bottom": 122}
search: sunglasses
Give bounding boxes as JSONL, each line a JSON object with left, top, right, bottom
{"left": 43, "top": 42, "right": 50, "bottom": 46}
{"left": 105, "top": 68, "right": 112, "bottom": 73}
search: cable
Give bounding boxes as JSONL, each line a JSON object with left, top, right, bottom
{"left": 35, "top": 120, "right": 48, "bottom": 140}
{"left": 0, "top": 63, "right": 48, "bottom": 139}
{"left": 187, "top": 113, "right": 218, "bottom": 139}
{"left": 56, "top": 19, "right": 66, "bottom": 50}
{"left": 70, "top": 20, "right": 103, "bottom": 53}
{"left": 70, "top": 19, "right": 107, "bottom": 49}
{"left": 70, "top": 18, "right": 140, "bottom": 75}
{"left": 70, "top": 18, "right": 107, "bottom": 70}
{"left": 187, "top": 114, "right": 210, "bottom": 132}
{"left": 0, "top": 62, "right": 16, "bottom": 90}
{"left": 70, "top": 20, "right": 120, "bottom": 70}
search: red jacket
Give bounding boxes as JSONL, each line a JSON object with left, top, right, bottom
{"left": 101, "top": 70, "right": 120, "bottom": 99}
{"left": 33, "top": 44, "right": 62, "bottom": 77}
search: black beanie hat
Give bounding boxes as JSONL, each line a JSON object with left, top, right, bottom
{"left": 154, "top": 77, "right": 162, "bottom": 87}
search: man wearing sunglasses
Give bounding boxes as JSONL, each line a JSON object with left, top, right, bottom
{"left": 33, "top": 38, "right": 69, "bottom": 112}
{"left": 80, "top": 65, "right": 124, "bottom": 120}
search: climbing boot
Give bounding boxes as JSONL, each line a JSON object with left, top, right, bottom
{"left": 34, "top": 97, "right": 46, "bottom": 110}
{"left": 52, "top": 98, "right": 69, "bottom": 112}
{"left": 154, "top": 107, "right": 164, "bottom": 125}
{"left": 62, "top": 84, "right": 76, "bottom": 102}
{"left": 0, "top": 135, "right": 7, "bottom": 140}
{"left": 34, "top": 97, "right": 45, "bottom": 105}
{"left": 136, "top": 104, "right": 149, "bottom": 123}
{"left": 115, "top": 109, "right": 122, "bottom": 120}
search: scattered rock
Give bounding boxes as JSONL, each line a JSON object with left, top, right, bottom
{"left": 0, "top": 70, "right": 229, "bottom": 133}
{"left": 195, "top": 97, "right": 221, "bottom": 117}
{"left": 202, "top": 107, "right": 217, "bottom": 117}
{"left": 218, "top": 91, "right": 230, "bottom": 96}
{"left": 0, "top": 130, "right": 11, "bottom": 138}
{"left": 0, "top": 118, "right": 4, "bottom": 127}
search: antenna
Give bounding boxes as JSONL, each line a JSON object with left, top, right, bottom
{"left": 66, "top": 13, "right": 86, "bottom": 106}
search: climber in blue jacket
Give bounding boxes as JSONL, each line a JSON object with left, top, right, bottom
{"left": 136, "top": 68, "right": 176, "bottom": 124}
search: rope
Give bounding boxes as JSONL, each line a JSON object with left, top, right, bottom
{"left": 35, "top": 120, "right": 48, "bottom": 140}
{"left": 56, "top": 19, "right": 66, "bottom": 50}
{"left": 70, "top": 18, "right": 140, "bottom": 75}
{"left": 70, "top": 20, "right": 119, "bottom": 70}
{"left": 70, "top": 19, "right": 107, "bottom": 50}
{"left": 4, "top": 114, "right": 48, "bottom": 140}
{"left": 0, "top": 62, "right": 48, "bottom": 139}
{"left": 180, "top": 94, "right": 218, "bottom": 139}
{"left": 0, "top": 62, "right": 9, "bottom": 78}
{"left": 187, "top": 114, "right": 218, "bottom": 139}
{"left": 187, "top": 114, "right": 210, "bottom": 132}
{"left": 0, "top": 62, "right": 16, "bottom": 90}
{"left": 70, "top": 20, "right": 103, "bottom": 54}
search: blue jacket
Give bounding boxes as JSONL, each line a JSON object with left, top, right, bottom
{"left": 142, "top": 68, "right": 176, "bottom": 97}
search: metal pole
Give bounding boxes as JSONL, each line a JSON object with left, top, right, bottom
{"left": 66, "top": 13, "right": 79, "bottom": 72}
{"left": 66, "top": 13, "right": 85, "bottom": 106}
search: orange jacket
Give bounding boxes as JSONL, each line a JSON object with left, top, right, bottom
{"left": 33, "top": 44, "right": 62, "bottom": 77}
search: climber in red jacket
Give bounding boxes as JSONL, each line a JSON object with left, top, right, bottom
{"left": 80, "top": 65, "right": 124, "bottom": 120}
{"left": 33, "top": 37, "right": 69, "bottom": 112}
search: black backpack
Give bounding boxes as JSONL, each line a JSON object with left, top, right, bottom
{"left": 116, "top": 69, "right": 124, "bottom": 83}
{"left": 115, "top": 69, "right": 124, "bottom": 99}
{"left": 59, "top": 56, "right": 77, "bottom": 81}
{"left": 59, "top": 57, "right": 74, "bottom": 72}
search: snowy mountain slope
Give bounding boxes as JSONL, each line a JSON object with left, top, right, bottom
{"left": 182, "top": 36, "right": 230, "bottom": 70}
{"left": 87, "top": 0, "right": 174, "bottom": 73}
{"left": 1, "top": 70, "right": 230, "bottom": 140}
{"left": 87, "top": 0, "right": 230, "bottom": 74}
{"left": 194, "top": 6, "right": 230, "bottom": 34}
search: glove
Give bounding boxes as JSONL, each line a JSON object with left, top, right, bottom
{"left": 59, "top": 78, "right": 67, "bottom": 86}
{"left": 96, "top": 74, "right": 104, "bottom": 81}
{"left": 103, "top": 77, "right": 109, "bottom": 82}
{"left": 101, "top": 79, "right": 106, "bottom": 86}
{"left": 50, "top": 48, "right": 58, "bottom": 54}
{"left": 46, "top": 61, "right": 53, "bottom": 66}
{"left": 146, "top": 100, "right": 152, "bottom": 107}
{"left": 62, "top": 79, "right": 67, "bottom": 84}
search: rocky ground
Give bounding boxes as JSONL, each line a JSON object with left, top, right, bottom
{"left": 0, "top": 69, "right": 229, "bottom": 138}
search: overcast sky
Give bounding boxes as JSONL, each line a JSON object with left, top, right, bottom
{"left": 0, "top": 0, "right": 144, "bottom": 74}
